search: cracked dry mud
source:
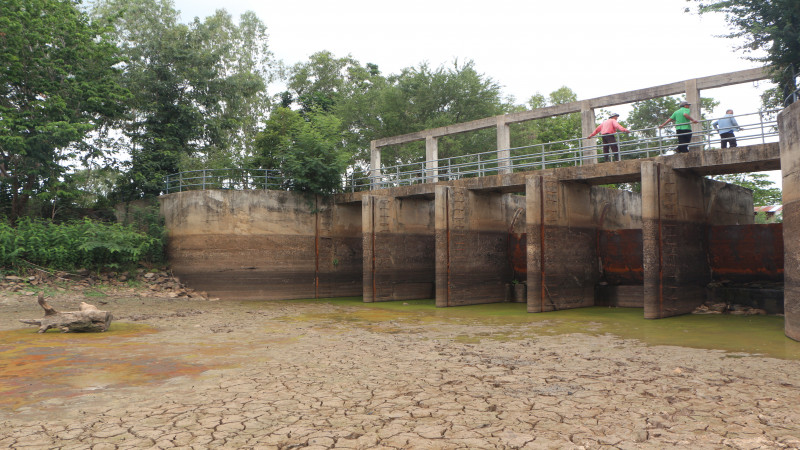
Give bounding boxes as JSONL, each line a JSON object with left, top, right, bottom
{"left": 1, "top": 291, "right": 799, "bottom": 449}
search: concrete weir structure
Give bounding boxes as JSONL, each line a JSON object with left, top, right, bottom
{"left": 161, "top": 67, "right": 800, "bottom": 340}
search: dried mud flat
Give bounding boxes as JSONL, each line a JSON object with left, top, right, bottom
{"left": 1, "top": 288, "right": 800, "bottom": 450}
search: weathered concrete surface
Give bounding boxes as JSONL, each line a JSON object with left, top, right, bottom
{"left": 526, "top": 178, "right": 599, "bottom": 312}
{"left": 779, "top": 101, "right": 800, "bottom": 341}
{"left": 363, "top": 195, "right": 435, "bottom": 302}
{"left": 641, "top": 164, "right": 755, "bottom": 319}
{"left": 708, "top": 224, "right": 784, "bottom": 282}
{"left": 162, "top": 190, "right": 362, "bottom": 301}
{"left": 435, "top": 188, "right": 520, "bottom": 307}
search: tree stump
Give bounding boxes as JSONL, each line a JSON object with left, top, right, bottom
{"left": 19, "top": 293, "right": 113, "bottom": 333}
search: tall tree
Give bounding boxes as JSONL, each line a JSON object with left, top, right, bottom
{"left": 0, "top": 0, "right": 128, "bottom": 220}
{"left": 91, "top": 0, "right": 274, "bottom": 198}
{"left": 252, "top": 108, "right": 348, "bottom": 196}
{"left": 690, "top": 0, "right": 800, "bottom": 102}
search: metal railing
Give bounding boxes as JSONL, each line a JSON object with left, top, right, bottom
{"left": 163, "top": 109, "right": 779, "bottom": 194}
{"left": 365, "top": 109, "right": 779, "bottom": 189}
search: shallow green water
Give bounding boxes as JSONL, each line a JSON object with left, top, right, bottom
{"left": 271, "top": 297, "right": 800, "bottom": 360}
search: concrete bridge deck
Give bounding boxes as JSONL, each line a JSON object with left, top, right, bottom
{"left": 337, "top": 143, "right": 780, "bottom": 201}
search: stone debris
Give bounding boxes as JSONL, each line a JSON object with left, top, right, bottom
{"left": 1, "top": 269, "right": 205, "bottom": 300}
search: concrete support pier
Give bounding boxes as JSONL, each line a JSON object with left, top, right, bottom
{"left": 526, "top": 176, "right": 599, "bottom": 312}
{"left": 779, "top": 101, "right": 800, "bottom": 341}
{"left": 641, "top": 162, "right": 754, "bottom": 319}
{"left": 362, "top": 195, "right": 435, "bottom": 302}
{"left": 435, "top": 187, "right": 520, "bottom": 307}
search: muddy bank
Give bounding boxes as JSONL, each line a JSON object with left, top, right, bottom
{"left": 1, "top": 285, "right": 799, "bottom": 449}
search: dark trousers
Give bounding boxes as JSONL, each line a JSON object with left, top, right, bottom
{"left": 720, "top": 131, "right": 737, "bottom": 148}
{"left": 602, "top": 134, "right": 619, "bottom": 161}
{"left": 676, "top": 128, "right": 692, "bottom": 153}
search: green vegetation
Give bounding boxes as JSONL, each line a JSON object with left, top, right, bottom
{"left": 0, "top": 217, "right": 163, "bottom": 271}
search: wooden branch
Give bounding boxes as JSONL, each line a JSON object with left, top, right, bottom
{"left": 20, "top": 293, "right": 113, "bottom": 333}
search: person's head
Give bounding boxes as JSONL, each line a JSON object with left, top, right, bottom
{"left": 726, "top": 109, "right": 734, "bottom": 115}
{"left": 609, "top": 113, "right": 620, "bottom": 119}
{"left": 679, "top": 101, "right": 691, "bottom": 108}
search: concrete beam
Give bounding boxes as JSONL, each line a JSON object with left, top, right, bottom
{"left": 373, "top": 67, "right": 771, "bottom": 148}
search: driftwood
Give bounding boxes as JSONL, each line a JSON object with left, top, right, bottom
{"left": 19, "top": 293, "right": 113, "bottom": 333}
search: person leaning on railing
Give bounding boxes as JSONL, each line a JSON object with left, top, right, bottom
{"left": 658, "top": 100, "right": 700, "bottom": 153}
{"left": 712, "top": 109, "right": 742, "bottom": 149}
{"left": 588, "top": 112, "right": 630, "bottom": 162}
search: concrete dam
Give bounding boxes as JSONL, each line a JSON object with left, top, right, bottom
{"left": 160, "top": 68, "right": 800, "bottom": 341}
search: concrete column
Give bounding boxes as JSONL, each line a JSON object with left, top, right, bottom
{"left": 497, "top": 116, "right": 512, "bottom": 174}
{"left": 526, "top": 174, "right": 598, "bottom": 312}
{"left": 581, "top": 104, "right": 598, "bottom": 165}
{"left": 369, "top": 141, "right": 381, "bottom": 189}
{"left": 778, "top": 101, "right": 800, "bottom": 341}
{"left": 425, "top": 135, "right": 439, "bottom": 183}
{"left": 362, "top": 194, "right": 436, "bottom": 303}
{"left": 434, "top": 186, "right": 450, "bottom": 307}
{"left": 685, "top": 79, "right": 702, "bottom": 150}
{"left": 435, "top": 186, "right": 513, "bottom": 306}
{"left": 641, "top": 161, "right": 709, "bottom": 319}
{"left": 526, "top": 175, "right": 545, "bottom": 312}
{"left": 362, "top": 195, "right": 375, "bottom": 302}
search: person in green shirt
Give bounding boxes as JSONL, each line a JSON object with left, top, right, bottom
{"left": 658, "top": 100, "right": 700, "bottom": 153}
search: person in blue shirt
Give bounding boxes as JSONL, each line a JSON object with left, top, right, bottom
{"left": 712, "top": 109, "right": 742, "bottom": 149}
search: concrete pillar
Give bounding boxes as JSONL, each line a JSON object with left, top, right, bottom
{"left": 581, "top": 104, "right": 598, "bottom": 165}
{"left": 778, "top": 101, "right": 800, "bottom": 341}
{"left": 435, "top": 186, "right": 515, "bottom": 306}
{"left": 370, "top": 141, "right": 381, "bottom": 189}
{"left": 526, "top": 174, "right": 599, "bottom": 312}
{"left": 526, "top": 176, "right": 545, "bottom": 312}
{"left": 497, "top": 116, "right": 512, "bottom": 174}
{"left": 362, "top": 194, "right": 436, "bottom": 303}
{"left": 685, "top": 79, "right": 702, "bottom": 150}
{"left": 425, "top": 135, "right": 439, "bottom": 183}
{"left": 641, "top": 162, "right": 708, "bottom": 318}
{"left": 362, "top": 195, "right": 376, "bottom": 302}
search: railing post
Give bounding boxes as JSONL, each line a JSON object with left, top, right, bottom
{"left": 425, "top": 135, "right": 439, "bottom": 183}
{"left": 370, "top": 140, "right": 381, "bottom": 190}
{"left": 685, "top": 79, "right": 702, "bottom": 151}
{"left": 760, "top": 111, "right": 766, "bottom": 145}
{"left": 580, "top": 103, "right": 598, "bottom": 164}
{"left": 496, "top": 116, "right": 511, "bottom": 174}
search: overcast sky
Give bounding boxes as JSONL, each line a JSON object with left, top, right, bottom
{"left": 172, "top": 0, "right": 772, "bottom": 112}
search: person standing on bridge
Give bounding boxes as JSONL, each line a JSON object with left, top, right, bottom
{"left": 712, "top": 109, "right": 742, "bottom": 148}
{"left": 588, "top": 112, "right": 630, "bottom": 162}
{"left": 659, "top": 101, "right": 700, "bottom": 153}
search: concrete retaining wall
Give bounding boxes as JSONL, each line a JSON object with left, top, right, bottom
{"left": 161, "top": 190, "right": 362, "bottom": 300}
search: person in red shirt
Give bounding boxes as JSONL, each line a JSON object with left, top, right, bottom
{"left": 588, "top": 112, "right": 630, "bottom": 162}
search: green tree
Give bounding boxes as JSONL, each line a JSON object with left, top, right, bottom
{"left": 690, "top": 0, "right": 800, "bottom": 103}
{"left": 508, "top": 87, "right": 582, "bottom": 169}
{"left": 91, "top": 0, "right": 274, "bottom": 199}
{"left": 0, "top": 0, "right": 128, "bottom": 220}
{"left": 252, "top": 108, "right": 348, "bottom": 196}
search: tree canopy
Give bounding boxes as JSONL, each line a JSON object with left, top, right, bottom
{"left": 691, "top": 0, "right": 800, "bottom": 101}
{"left": 0, "top": 0, "right": 128, "bottom": 220}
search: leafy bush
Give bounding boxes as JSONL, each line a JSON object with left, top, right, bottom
{"left": 0, "top": 217, "right": 164, "bottom": 271}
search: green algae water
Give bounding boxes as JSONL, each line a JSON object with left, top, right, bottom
{"left": 276, "top": 298, "right": 800, "bottom": 360}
